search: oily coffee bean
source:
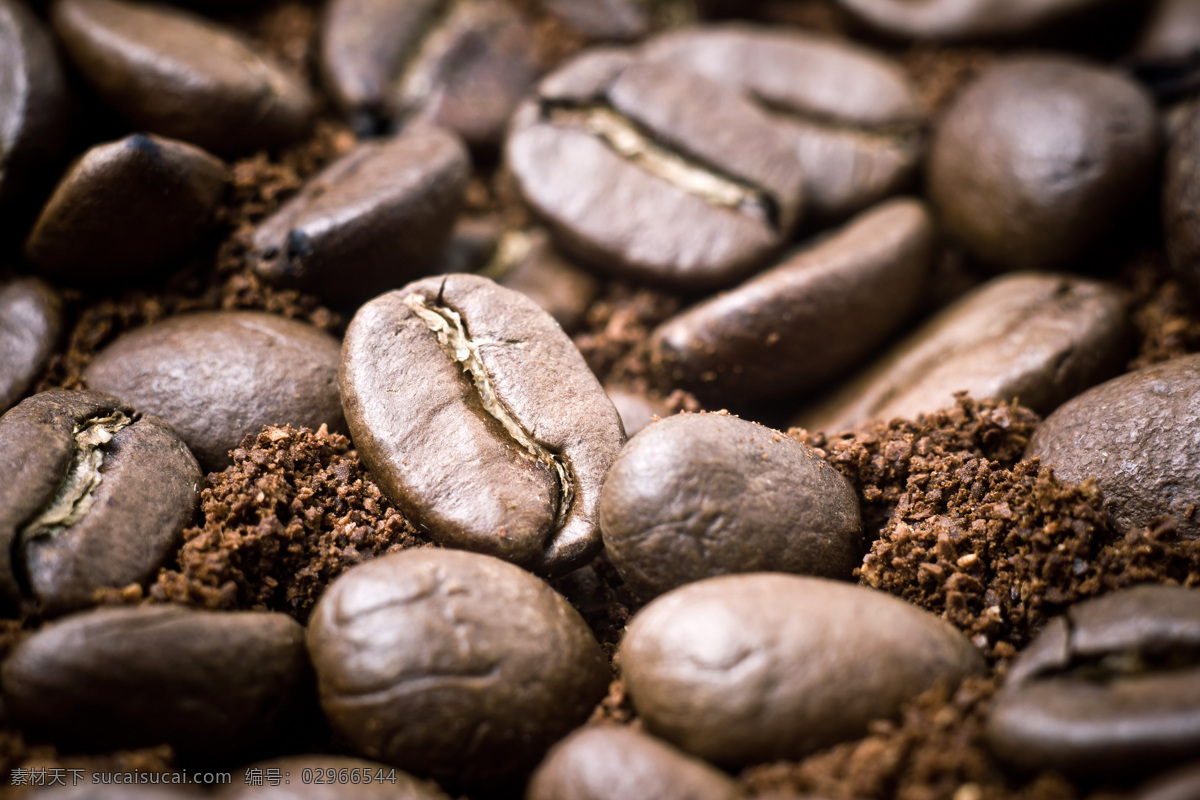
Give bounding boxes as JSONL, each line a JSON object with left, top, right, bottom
{"left": 340, "top": 274, "right": 624, "bottom": 576}
{"left": 25, "top": 134, "right": 227, "bottom": 284}
{"left": 621, "top": 574, "right": 984, "bottom": 767}
{"left": 52, "top": 0, "right": 313, "bottom": 153}
{"left": 527, "top": 726, "right": 739, "bottom": 800}
{"left": 484, "top": 227, "right": 601, "bottom": 333}
{"left": 1027, "top": 353, "right": 1200, "bottom": 540}
{"left": 222, "top": 757, "right": 448, "bottom": 800}
{"left": 1165, "top": 104, "right": 1200, "bottom": 301}
{"left": 0, "top": 390, "right": 200, "bottom": 616}
{"left": 835, "top": 0, "right": 1125, "bottom": 41}
{"left": 506, "top": 49, "right": 805, "bottom": 290}
{"left": 0, "top": 277, "right": 62, "bottom": 414}
{"left": 797, "top": 272, "right": 1130, "bottom": 433}
{"left": 250, "top": 128, "right": 469, "bottom": 308}
{"left": 928, "top": 55, "right": 1158, "bottom": 272}
{"left": 320, "top": 0, "right": 539, "bottom": 145}
{"left": 640, "top": 25, "right": 924, "bottom": 220}
{"left": 987, "top": 585, "right": 1200, "bottom": 778}
{"left": 2, "top": 605, "right": 310, "bottom": 757}
{"left": 651, "top": 198, "right": 936, "bottom": 407}
{"left": 306, "top": 549, "right": 610, "bottom": 782}
{"left": 0, "top": 0, "right": 68, "bottom": 205}
{"left": 605, "top": 387, "right": 674, "bottom": 438}
{"left": 600, "top": 413, "right": 863, "bottom": 600}
{"left": 85, "top": 311, "right": 344, "bottom": 472}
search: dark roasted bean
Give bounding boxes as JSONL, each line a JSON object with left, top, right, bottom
{"left": 340, "top": 274, "right": 624, "bottom": 575}
{"left": 306, "top": 549, "right": 609, "bottom": 782}
{"left": 0, "top": 390, "right": 200, "bottom": 615}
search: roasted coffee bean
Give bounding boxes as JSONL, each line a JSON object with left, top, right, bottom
{"left": 0, "top": 277, "right": 62, "bottom": 414}
{"left": 527, "top": 726, "right": 739, "bottom": 800}
{"left": 1027, "top": 353, "right": 1200, "bottom": 540}
{"left": 0, "top": 390, "right": 200, "bottom": 615}
{"left": 600, "top": 413, "right": 862, "bottom": 600}
{"left": 797, "top": 273, "right": 1129, "bottom": 433}
{"left": 25, "top": 134, "right": 226, "bottom": 284}
{"left": 928, "top": 56, "right": 1158, "bottom": 272}
{"left": 1165, "top": 104, "right": 1200, "bottom": 301}
{"left": 340, "top": 274, "right": 624, "bottom": 575}
{"left": 222, "top": 757, "right": 448, "bottom": 800}
{"left": 621, "top": 574, "right": 984, "bottom": 766}
{"left": 2, "top": 605, "right": 310, "bottom": 757}
{"left": 306, "top": 549, "right": 609, "bottom": 782}
{"left": 0, "top": 0, "right": 68, "bottom": 204}
{"left": 641, "top": 25, "right": 923, "bottom": 220}
{"left": 651, "top": 199, "right": 936, "bottom": 407}
{"left": 250, "top": 129, "right": 469, "bottom": 308}
{"left": 988, "top": 585, "right": 1200, "bottom": 778}
{"left": 483, "top": 227, "right": 601, "bottom": 333}
{"left": 85, "top": 312, "right": 343, "bottom": 471}
{"left": 835, "top": 0, "right": 1125, "bottom": 41}
{"left": 506, "top": 49, "right": 805, "bottom": 289}
{"left": 605, "top": 387, "right": 674, "bottom": 437}
{"left": 52, "top": 0, "right": 313, "bottom": 153}
{"left": 320, "top": 0, "right": 538, "bottom": 145}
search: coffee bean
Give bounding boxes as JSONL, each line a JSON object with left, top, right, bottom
{"left": 600, "top": 413, "right": 862, "bottom": 600}
{"left": 85, "top": 312, "right": 344, "bottom": 471}
{"left": 987, "top": 585, "right": 1200, "bottom": 778}
{"left": 605, "top": 387, "right": 674, "bottom": 437}
{"left": 0, "top": 0, "right": 68, "bottom": 205}
{"left": 506, "top": 49, "right": 805, "bottom": 289}
{"left": 797, "top": 272, "right": 1129, "bottom": 433}
{"left": 0, "top": 277, "right": 62, "bottom": 414}
{"left": 835, "top": 0, "right": 1123, "bottom": 41}
{"left": 25, "top": 134, "right": 227, "bottom": 284}
{"left": 340, "top": 274, "right": 624, "bottom": 575}
{"left": 527, "top": 726, "right": 739, "bottom": 800}
{"left": 651, "top": 198, "right": 936, "bottom": 407}
{"left": 641, "top": 25, "right": 924, "bottom": 220}
{"left": 1132, "top": 762, "right": 1200, "bottom": 800}
{"left": 0, "top": 390, "right": 200, "bottom": 616}
{"left": 320, "top": 0, "right": 538, "bottom": 145}
{"left": 1165, "top": 104, "right": 1200, "bottom": 301}
{"left": 621, "top": 574, "right": 984, "bottom": 766}
{"left": 1027, "top": 353, "right": 1200, "bottom": 540}
{"left": 484, "top": 227, "right": 601, "bottom": 333}
{"left": 250, "top": 129, "right": 469, "bottom": 308}
{"left": 2, "top": 605, "right": 310, "bottom": 757}
{"left": 928, "top": 56, "right": 1158, "bottom": 272}
{"left": 222, "top": 757, "right": 448, "bottom": 800}
{"left": 306, "top": 549, "right": 609, "bottom": 782}
{"left": 52, "top": 0, "right": 313, "bottom": 153}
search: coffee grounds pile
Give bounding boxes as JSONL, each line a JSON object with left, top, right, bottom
{"left": 862, "top": 460, "right": 1200, "bottom": 662}
{"left": 1124, "top": 251, "right": 1200, "bottom": 370}
{"left": 148, "top": 425, "right": 432, "bottom": 621}
{"left": 794, "top": 395, "right": 1041, "bottom": 539}
{"left": 737, "top": 677, "right": 1102, "bottom": 800}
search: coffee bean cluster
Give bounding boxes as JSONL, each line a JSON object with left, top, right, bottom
{"left": 2, "top": 0, "right": 1200, "bottom": 798}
